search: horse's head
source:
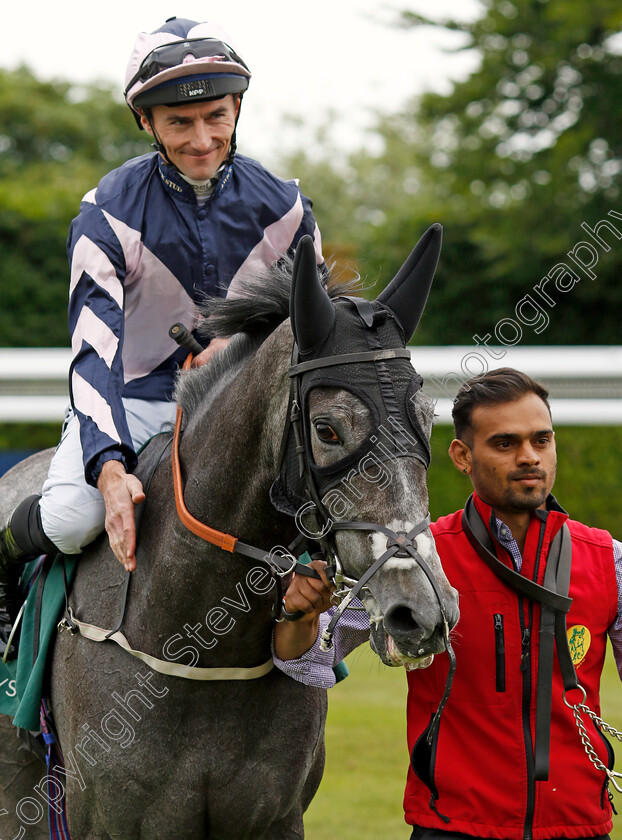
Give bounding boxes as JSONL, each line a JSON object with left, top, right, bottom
{"left": 272, "top": 225, "right": 459, "bottom": 670}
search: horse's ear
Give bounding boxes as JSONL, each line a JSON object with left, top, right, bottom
{"left": 376, "top": 223, "right": 442, "bottom": 342}
{"left": 290, "top": 235, "right": 335, "bottom": 355}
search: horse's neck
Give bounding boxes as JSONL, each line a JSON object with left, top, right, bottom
{"left": 125, "top": 333, "right": 293, "bottom": 663}
{"left": 181, "top": 334, "right": 290, "bottom": 539}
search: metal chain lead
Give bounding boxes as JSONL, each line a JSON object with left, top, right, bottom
{"left": 576, "top": 704, "right": 622, "bottom": 743}
{"left": 565, "top": 689, "right": 622, "bottom": 794}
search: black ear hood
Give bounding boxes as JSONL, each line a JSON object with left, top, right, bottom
{"left": 270, "top": 299, "right": 429, "bottom": 517}
{"left": 270, "top": 226, "right": 441, "bottom": 517}
{"left": 289, "top": 234, "right": 335, "bottom": 355}
{"left": 377, "top": 223, "right": 442, "bottom": 341}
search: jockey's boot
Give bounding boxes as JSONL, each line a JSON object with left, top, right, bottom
{"left": 0, "top": 495, "right": 57, "bottom": 661}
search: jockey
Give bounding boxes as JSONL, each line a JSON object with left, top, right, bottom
{"left": 0, "top": 17, "right": 324, "bottom": 659}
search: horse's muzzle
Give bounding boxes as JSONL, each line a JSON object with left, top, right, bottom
{"left": 383, "top": 596, "right": 458, "bottom": 660}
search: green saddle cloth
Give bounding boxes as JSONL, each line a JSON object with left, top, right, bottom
{"left": 0, "top": 555, "right": 77, "bottom": 730}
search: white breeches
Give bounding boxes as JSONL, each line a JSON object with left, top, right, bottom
{"left": 39, "top": 398, "right": 177, "bottom": 555}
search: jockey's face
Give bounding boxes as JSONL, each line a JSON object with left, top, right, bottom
{"left": 141, "top": 95, "right": 240, "bottom": 180}
{"left": 450, "top": 393, "right": 557, "bottom": 517}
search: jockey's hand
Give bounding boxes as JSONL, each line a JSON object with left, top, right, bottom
{"left": 192, "top": 337, "right": 231, "bottom": 367}
{"left": 273, "top": 560, "right": 335, "bottom": 661}
{"left": 97, "top": 459, "right": 145, "bottom": 573}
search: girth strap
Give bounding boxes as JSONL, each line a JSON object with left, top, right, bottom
{"left": 462, "top": 496, "right": 576, "bottom": 780}
{"left": 60, "top": 609, "right": 274, "bottom": 681}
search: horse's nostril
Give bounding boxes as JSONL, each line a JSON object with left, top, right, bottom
{"left": 384, "top": 604, "right": 422, "bottom": 641}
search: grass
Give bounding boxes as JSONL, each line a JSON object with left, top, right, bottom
{"left": 305, "top": 644, "right": 622, "bottom": 840}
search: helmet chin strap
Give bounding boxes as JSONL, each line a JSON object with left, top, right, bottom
{"left": 144, "top": 112, "right": 176, "bottom": 169}
{"left": 225, "top": 91, "right": 244, "bottom": 166}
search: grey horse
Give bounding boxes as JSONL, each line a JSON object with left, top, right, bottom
{"left": 0, "top": 228, "right": 458, "bottom": 839}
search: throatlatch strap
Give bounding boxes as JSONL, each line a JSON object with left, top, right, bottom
{"left": 462, "top": 496, "right": 575, "bottom": 780}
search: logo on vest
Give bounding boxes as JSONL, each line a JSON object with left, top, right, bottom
{"left": 567, "top": 624, "right": 591, "bottom": 667}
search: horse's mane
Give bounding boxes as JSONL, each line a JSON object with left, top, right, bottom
{"left": 175, "top": 256, "right": 357, "bottom": 418}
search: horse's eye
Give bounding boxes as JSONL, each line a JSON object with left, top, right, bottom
{"left": 314, "top": 422, "right": 340, "bottom": 444}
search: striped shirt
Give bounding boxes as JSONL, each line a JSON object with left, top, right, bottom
{"left": 67, "top": 151, "right": 323, "bottom": 485}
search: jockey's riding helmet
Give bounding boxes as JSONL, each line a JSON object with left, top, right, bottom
{"left": 124, "top": 17, "right": 251, "bottom": 128}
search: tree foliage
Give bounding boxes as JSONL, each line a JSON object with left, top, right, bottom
{"left": 400, "top": 0, "right": 622, "bottom": 345}
{"left": 0, "top": 67, "right": 149, "bottom": 346}
{"left": 279, "top": 0, "right": 622, "bottom": 345}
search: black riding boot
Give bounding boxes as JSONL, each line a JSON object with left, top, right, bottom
{"left": 0, "top": 495, "right": 57, "bottom": 661}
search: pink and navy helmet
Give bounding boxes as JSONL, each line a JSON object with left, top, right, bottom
{"left": 124, "top": 18, "right": 251, "bottom": 126}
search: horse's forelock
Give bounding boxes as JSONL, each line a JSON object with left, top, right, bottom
{"left": 198, "top": 257, "right": 357, "bottom": 341}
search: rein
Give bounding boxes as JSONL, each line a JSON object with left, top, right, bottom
{"left": 172, "top": 355, "right": 321, "bottom": 580}
{"left": 58, "top": 355, "right": 317, "bottom": 681}
{"left": 58, "top": 426, "right": 279, "bottom": 681}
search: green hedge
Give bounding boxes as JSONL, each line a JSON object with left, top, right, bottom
{"left": 0, "top": 423, "right": 60, "bottom": 453}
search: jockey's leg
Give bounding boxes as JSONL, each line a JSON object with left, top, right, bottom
{"left": 40, "top": 399, "right": 177, "bottom": 553}
{"left": 0, "top": 399, "right": 176, "bottom": 659}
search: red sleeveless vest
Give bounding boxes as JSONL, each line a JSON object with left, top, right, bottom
{"left": 404, "top": 494, "right": 617, "bottom": 840}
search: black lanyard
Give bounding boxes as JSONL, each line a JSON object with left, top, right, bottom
{"left": 462, "top": 495, "right": 577, "bottom": 780}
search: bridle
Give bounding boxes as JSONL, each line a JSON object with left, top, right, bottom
{"left": 279, "top": 335, "right": 457, "bottom": 736}
{"left": 281, "top": 341, "right": 452, "bottom": 654}
{"left": 171, "top": 325, "right": 455, "bottom": 710}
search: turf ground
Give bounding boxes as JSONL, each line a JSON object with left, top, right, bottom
{"left": 305, "top": 644, "right": 622, "bottom": 840}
